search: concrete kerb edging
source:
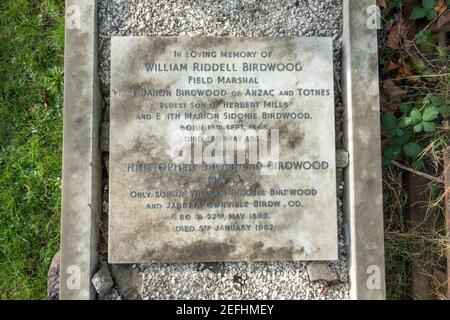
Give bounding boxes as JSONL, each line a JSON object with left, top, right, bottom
{"left": 342, "top": 0, "right": 386, "bottom": 300}
{"left": 59, "top": 0, "right": 386, "bottom": 300}
{"left": 60, "top": 0, "right": 101, "bottom": 300}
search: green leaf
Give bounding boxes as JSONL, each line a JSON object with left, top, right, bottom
{"left": 396, "top": 128, "right": 405, "bottom": 136}
{"left": 404, "top": 117, "right": 413, "bottom": 127}
{"left": 422, "top": 0, "right": 437, "bottom": 9}
{"left": 399, "top": 103, "right": 411, "bottom": 114}
{"left": 426, "top": 9, "right": 438, "bottom": 20}
{"left": 398, "top": 116, "right": 412, "bottom": 128}
{"left": 411, "top": 57, "right": 428, "bottom": 73}
{"left": 382, "top": 113, "right": 397, "bottom": 131}
{"left": 414, "top": 29, "right": 432, "bottom": 45}
{"left": 393, "top": 130, "right": 412, "bottom": 145}
{"left": 422, "top": 121, "right": 436, "bottom": 132}
{"left": 422, "top": 106, "right": 439, "bottom": 121}
{"left": 413, "top": 159, "right": 425, "bottom": 170}
{"left": 403, "top": 142, "right": 422, "bottom": 158}
{"left": 439, "top": 104, "right": 450, "bottom": 117}
{"left": 388, "top": 0, "right": 403, "bottom": 9}
{"left": 413, "top": 123, "right": 423, "bottom": 132}
{"left": 430, "top": 94, "right": 444, "bottom": 106}
{"left": 410, "top": 109, "right": 422, "bottom": 124}
{"left": 382, "top": 155, "right": 391, "bottom": 167}
{"left": 410, "top": 6, "right": 428, "bottom": 19}
{"left": 384, "top": 145, "right": 402, "bottom": 160}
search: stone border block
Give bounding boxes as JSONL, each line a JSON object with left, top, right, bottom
{"left": 342, "top": 0, "right": 386, "bottom": 300}
{"left": 60, "top": 0, "right": 101, "bottom": 300}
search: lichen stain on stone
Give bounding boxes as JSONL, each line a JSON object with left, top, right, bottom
{"left": 249, "top": 241, "right": 305, "bottom": 261}
{"left": 288, "top": 131, "right": 305, "bottom": 149}
{"left": 277, "top": 120, "right": 305, "bottom": 153}
{"left": 142, "top": 240, "right": 237, "bottom": 263}
{"left": 127, "top": 218, "right": 168, "bottom": 246}
{"left": 138, "top": 37, "right": 172, "bottom": 61}
{"left": 182, "top": 37, "right": 231, "bottom": 52}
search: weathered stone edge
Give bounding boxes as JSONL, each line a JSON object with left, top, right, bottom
{"left": 342, "top": 0, "right": 386, "bottom": 300}
{"left": 60, "top": 0, "right": 101, "bottom": 300}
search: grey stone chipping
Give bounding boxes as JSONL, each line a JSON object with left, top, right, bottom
{"left": 336, "top": 149, "right": 349, "bottom": 168}
{"left": 92, "top": 264, "right": 114, "bottom": 298}
{"left": 307, "top": 262, "right": 338, "bottom": 282}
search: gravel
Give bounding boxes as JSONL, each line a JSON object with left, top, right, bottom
{"left": 139, "top": 261, "right": 346, "bottom": 300}
{"left": 98, "top": 0, "right": 348, "bottom": 300}
{"left": 98, "top": 0, "right": 344, "bottom": 88}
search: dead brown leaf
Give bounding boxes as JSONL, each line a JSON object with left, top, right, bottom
{"left": 42, "top": 90, "right": 49, "bottom": 106}
{"left": 381, "top": 129, "right": 392, "bottom": 150}
{"left": 321, "top": 280, "right": 343, "bottom": 294}
{"left": 386, "top": 18, "right": 410, "bottom": 49}
{"left": 383, "top": 79, "right": 406, "bottom": 97}
{"left": 430, "top": 9, "right": 450, "bottom": 31}
{"left": 386, "top": 59, "right": 399, "bottom": 71}
{"left": 377, "top": 0, "right": 387, "bottom": 8}
{"left": 379, "top": 95, "right": 398, "bottom": 113}
{"left": 381, "top": 102, "right": 398, "bottom": 113}
{"left": 98, "top": 241, "right": 108, "bottom": 256}
{"left": 435, "top": 0, "right": 448, "bottom": 15}
{"left": 430, "top": 268, "right": 447, "bottom": 297}
{"left": 396, "top": 58, "right": 413, "bottom": 79}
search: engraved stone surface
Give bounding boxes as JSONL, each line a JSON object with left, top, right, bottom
{"left": 108, "top": 37, "right": 337, "bottom": 263}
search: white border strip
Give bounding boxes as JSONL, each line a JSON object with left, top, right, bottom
{"left": 342, "top": 0, "right": 386, "bottom": 300}
{"left": 60, "top": 0, "right": 101, "bottom": 300}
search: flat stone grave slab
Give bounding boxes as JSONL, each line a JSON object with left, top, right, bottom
{"left": 109, "top": 36, "right": 337, "bottom": 263}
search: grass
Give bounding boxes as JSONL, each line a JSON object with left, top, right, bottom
{"left": 0, "top": 0, "right": 64, "bottom": 299}
{"left": 383, "top": 167, "right": 411, "bottom": 299}
{"left": 384, "top": 167, "right": 448, "bottom": 299}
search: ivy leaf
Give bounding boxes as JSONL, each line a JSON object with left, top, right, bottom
{"left": 430, "top": 94, "right": 444, "bottom": 106}
{"left": 422, "top": 121, "right": 436, "bottom": 132}
{"left": 410, "top": 109, "right": 422, "bottom": 124}
{"left": 439, "top": 104, "right": 450, "bottom": 117}
{"left": 414, "top": 29, "right": 432, "bottom": 45}
{"left": 396, "top": 128, "right": 405, "bottom": 136}
{"left": 422, "top": 106, "right": 440, "bottom": 121}
{"left": 382, "top": 113, "right": 397, "bottom": 131}
{"left": 410, "top": 6, "right": 428, "bottom": 19}
{"left": 403, "top": 142, "right": 423, "bottom": 158}
{"left": 426, "top": 9, "right": 438, "bottom": 20}
{"left": 398, "top": 117, "right": 412, "bottom": 128}
{"left": 393, "top": 130, "right": 412, "bottom": 145}
{"left": 382, "top": 155, "right": 391, "bottom": 167}
{"left": 385, "top": 145, "right": 402, "bottom": 160}
{"left": 422, "top": 0, "right": 437, "bottom": 9}
{"left": 413, "top": 123, "right": 423, "bottom": 132}
{"left": 399, "top": 103, "right": 411, "bottom": 114}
